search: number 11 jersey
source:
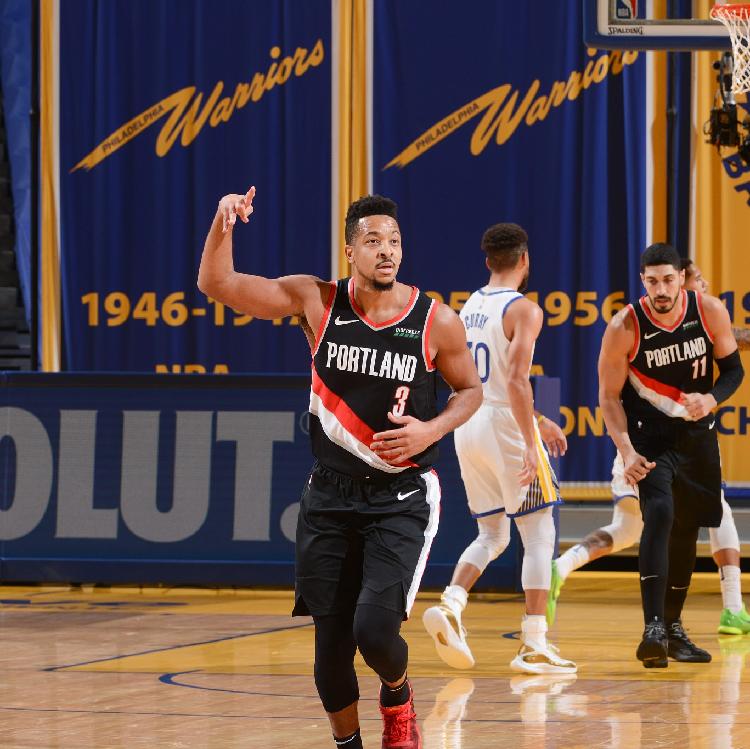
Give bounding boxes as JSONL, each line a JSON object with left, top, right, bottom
{"left": 309, "top": 278, "right": 439, "bottom": 479}
{"left": 622, "top": 289, "right": 715, "bottom": 423}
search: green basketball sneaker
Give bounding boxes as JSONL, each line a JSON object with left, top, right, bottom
{"left": 718, "top": 604, "right": 750, "bottom": 635}
{"left": 546, "top": 560, "right": 564, "bottom": 626}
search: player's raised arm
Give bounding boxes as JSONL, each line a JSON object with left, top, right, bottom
{"left": 680, "top": 294, "right": 745, "bottom": 420}
{"left": 598, "top": 308, "right": 655, "bottom": 485}
{"left": 503, "top": 297, "right": 543, "bottom": 485}
{"left": 197, "top": 188, "right": 328, "bottom": 323}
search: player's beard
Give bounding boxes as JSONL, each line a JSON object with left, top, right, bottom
{"left": 649, "top": 290, "right": 679, "bottom": 313}
{"left": 373, "top": 279, "right": 395, "bottom": 291}
{"left": 518, "top": 269, "right": 529, "bottom": 294}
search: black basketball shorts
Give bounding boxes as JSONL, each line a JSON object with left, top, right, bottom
{"left": 629, "top": 417, "right": 722, "bottom": 527}
{"left": 292, "top": 462, "right": 441, "bottom": 620}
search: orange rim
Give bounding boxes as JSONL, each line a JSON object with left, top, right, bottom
{"left": 711, "top": 3, "right": 750, "bottom": 18}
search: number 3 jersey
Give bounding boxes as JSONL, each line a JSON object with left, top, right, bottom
{"left": 622, "top": 289, "right": 714, "bottom": 423}
{"left": 309, "top": 278, "right": 439, "bottom": 479}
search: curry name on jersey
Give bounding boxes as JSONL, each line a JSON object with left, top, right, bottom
{"left": 622, "top": 289, "right": 714, "bottom": 422}
{"left": 309, "top": 278, "right": 438, "bottom": 478}
{"left": 459, "top": 286, "right": 530, "bottom": 406}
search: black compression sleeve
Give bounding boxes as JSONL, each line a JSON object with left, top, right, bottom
{"left": 710, "top": 349, "right": 744, "bottom": 404}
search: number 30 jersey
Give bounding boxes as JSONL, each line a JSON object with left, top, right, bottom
{"left": 309, "top": 278, "right": 439, "bottom": 479}
{"left": 622, "top": 289, "right": 715, "bottom": 423}
{"left": 459, "top": 287, "right": 530, "bottom": 407}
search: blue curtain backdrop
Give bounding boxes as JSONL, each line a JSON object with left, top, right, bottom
{"left": 0, "top": 0, "right": 31, "bottom": 325}
{"left": 372, "top": 1, "right": 647, "bottom": 484}
{"left": 51, "top": 1, "right": 650, "bottom": 485}
{"left": 59, "top": 0, "right": 331, "bottom": 373}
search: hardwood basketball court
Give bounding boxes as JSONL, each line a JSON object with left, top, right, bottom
{"left": 2, "top": 572, "right": 748, "bottom": 748}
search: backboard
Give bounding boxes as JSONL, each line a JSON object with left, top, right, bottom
{"left": 583, "top": 0, "right": 732, "bottom": 49}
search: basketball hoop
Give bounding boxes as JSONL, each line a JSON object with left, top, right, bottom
{"left": 711, "top": 3, "right": 750, "bottom": 93}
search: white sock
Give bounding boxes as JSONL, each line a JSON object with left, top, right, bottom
{"left": 442, "top": 584, "right": 468, "bottom": 613}
{"left": 522, "top": 614, "right": 547, "bottom": 650}
{"left": 556, "top": 544, "right": 590, "bottom": 580}
{"left": 720, "top": 565, "right": 743, "bottom": 613}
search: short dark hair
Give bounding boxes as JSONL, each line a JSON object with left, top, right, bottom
{"left": 345, "top": 194, "right": 398, "bottom": 244}
{"left": 640, "top": 243, "right": 681, "bottom": 273}
{"left": 679, "top": 257, "right": 694, "bottom": 277}
{"left": 481, "top": 223, "right": 528, "bottom": 272}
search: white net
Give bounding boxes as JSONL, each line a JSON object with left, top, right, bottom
{"left": 711, "top": 4, "right": 750, "bottom": 93}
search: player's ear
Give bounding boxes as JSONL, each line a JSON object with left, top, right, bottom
{"left": 344, "top": 245, "right": 354, "bottom": 265}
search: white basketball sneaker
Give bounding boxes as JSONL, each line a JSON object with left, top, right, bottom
{"left": 510, "top": 640, "right": 577, "bottom": 675}
{"left": 423, "top": 598, "right": 475, "bottom": 670}
{"left": 510, "top": 615, "right": 577, "bottom": 675}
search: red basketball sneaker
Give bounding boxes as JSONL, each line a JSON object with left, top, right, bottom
{"left": 379, "top": 684, "right": 421, "bottom": 748}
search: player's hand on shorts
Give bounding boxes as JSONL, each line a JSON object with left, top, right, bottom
{"left": 518, "top": 445, "right": 538, "bottom": 486}
{"left": 622, "top": 450, "right": 655, "bottom": 487}
{"left": 370, "top": 412, "right": 439, "bottom": 465}
{"left": 537, "top": 416, "right": 567, "bottom": 458}
{"left": 679, "top": 391, "right": 717, "bottom": 421}
{"left": 219, "top": 187, "right": 256, "bottom": 233}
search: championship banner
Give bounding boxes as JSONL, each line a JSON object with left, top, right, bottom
{"left": 56, "top": 0, "right": 331, "bottom": 373}
{"left": 372, "top": 2, "right": 648, "bottom": 488}
{"left": 693, "top": 44, "right": 750, "bottom": 495}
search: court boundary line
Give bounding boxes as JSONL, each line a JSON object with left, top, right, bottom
{"left": 44, "top": 621, "right": 314, "bottom": 672}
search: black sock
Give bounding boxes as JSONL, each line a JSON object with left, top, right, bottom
{"left": 665, "top": 523, "right": 699, "bottom": 624}
{"left": 665, "top": 586, "right": 690, "bottom": 625}
{"left": 333, "top": 728, "right": 363, "bottom": 748}
{"left": 380, "top": 677, "right": 410, "bottom": 707}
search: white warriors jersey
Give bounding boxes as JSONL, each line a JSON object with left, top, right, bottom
{"left": 459, "top": 286, "right": 532, "bottom": 406}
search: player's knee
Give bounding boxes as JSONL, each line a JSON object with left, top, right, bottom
{"left": 709, "top": 498, "right": 740, "bottom": 554}
{"left": 601, "top": 501, "right": 644, "bottom": 552}
{"left": 354, "top": 624, "right": 390, "bottom": 667}
{"left": 516, "top": 508, "right": 555, "bottom": 590}
{"left": 641, "top": 494, "right": 673, "bottom": 529}
{"left": 457, "top": 516, "right": 510, "bottom": 574}
{"left": 353, "top": 605, "right": 407, "bottom": 682}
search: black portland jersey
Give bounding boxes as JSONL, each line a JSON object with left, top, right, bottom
{"left": 309, "top": 278, "right": 439, "bottom": 478}
{"left": 622, "top": 289, "right": 714, "bottom": 422}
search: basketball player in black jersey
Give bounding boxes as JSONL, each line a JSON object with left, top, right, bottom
{"left": 599, "top": 243, "right": 744, "bottom": 668}
{"left": 198, "top": 188, "right": 482, "bottom": 748}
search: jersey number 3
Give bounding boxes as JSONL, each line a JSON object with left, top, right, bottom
{"left": 392, "top": 385, "right": 410, "bottom": 417}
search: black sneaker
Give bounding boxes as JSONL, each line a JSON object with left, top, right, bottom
{"left": 667, "top": 620, "right": 712, "bottom": 663}
{"left": 636, "top": 619, "right": 668, "bottom": 668}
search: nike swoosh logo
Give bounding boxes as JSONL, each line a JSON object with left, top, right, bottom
{"left": 397, "top": 489, "right": 420, "bottom": 501}
{"left": 334, "top": 316, "right": 359, "bottom": 326}
{"left": 709, "top": 420, "right": 715, "bottom": 430}
{"left": 644, "top": 331, "right": 661, "bottom": 339}
{"left": 640, "top": 575, "right": 658, "bottom": 581}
